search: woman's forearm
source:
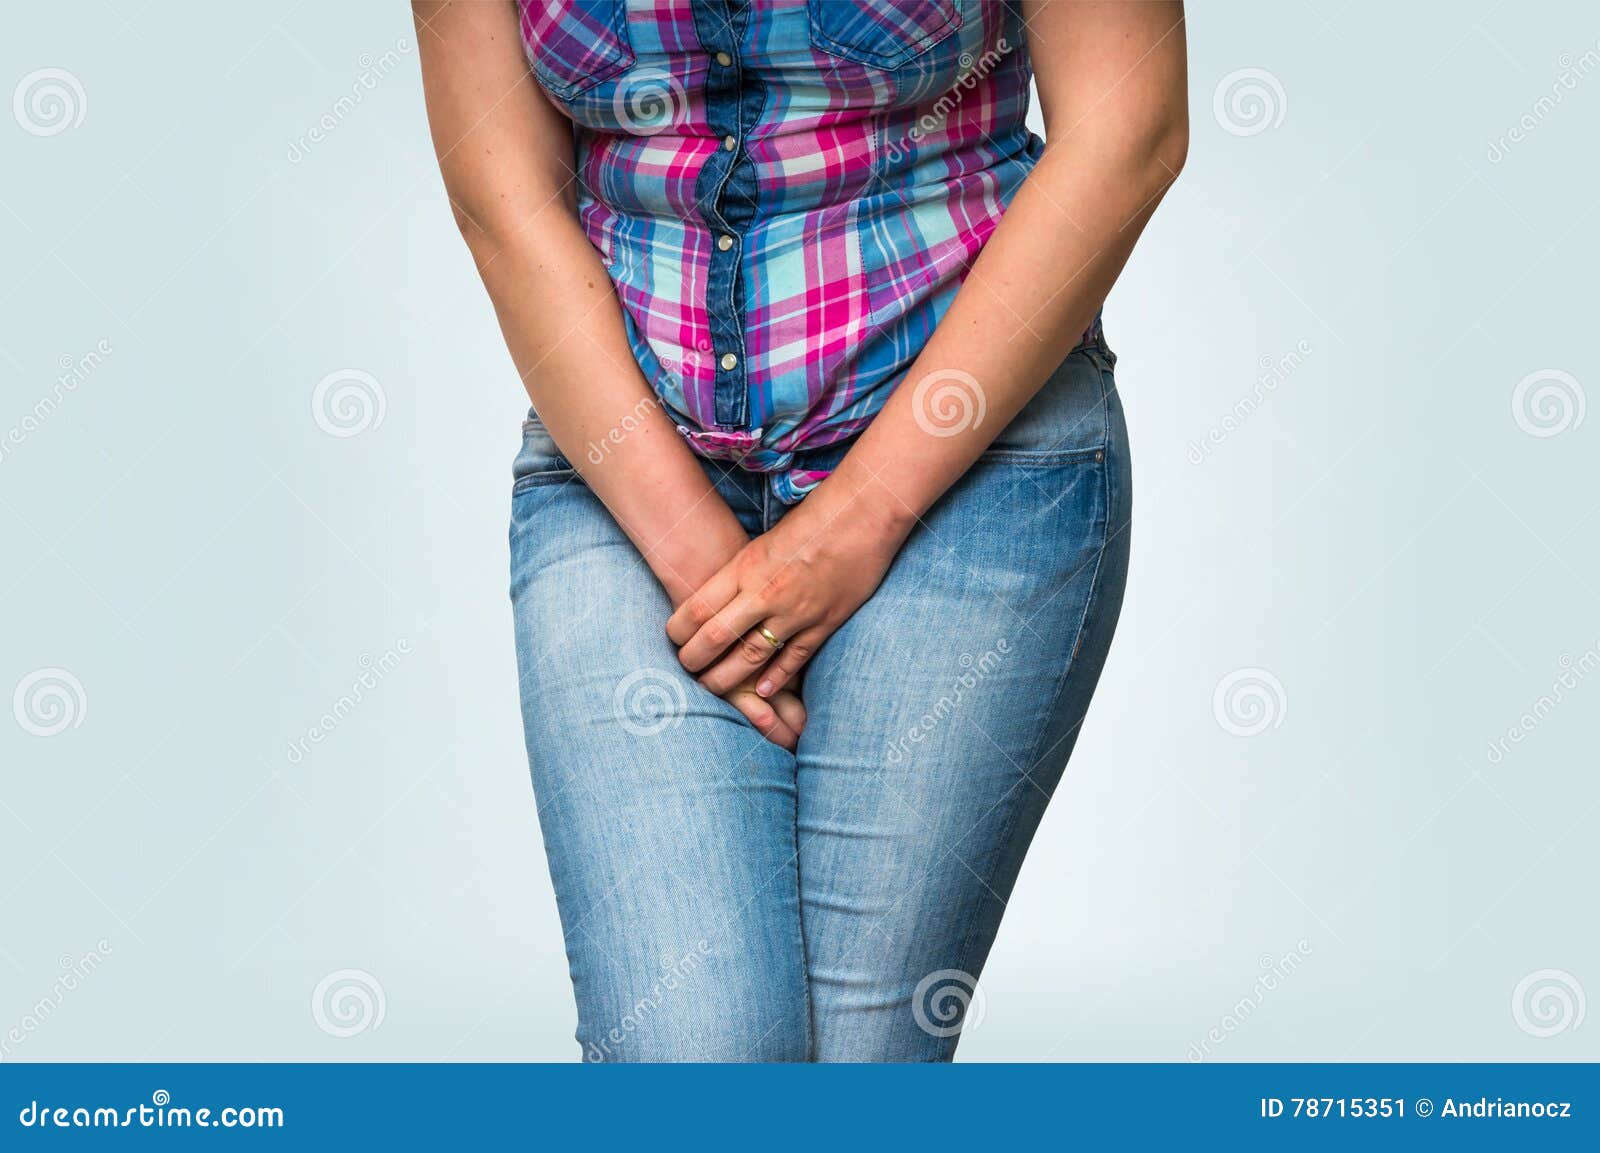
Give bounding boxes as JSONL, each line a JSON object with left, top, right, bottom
{"left": 666, "top": 114, "right": 1188, "bottom": 698}
{"left": 414, "top": 0, "right": 745, "bottom": 604}
{"left": 467, "top": 213, "right": 747, "bottom": 604}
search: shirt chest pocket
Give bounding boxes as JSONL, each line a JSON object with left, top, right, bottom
{"left": 520, "top": 0, "right": 636, "bottom": 101}
{"left": 805, "top": 0, "right": 963, "bottom": 70}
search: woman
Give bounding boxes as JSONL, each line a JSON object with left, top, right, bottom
{"left": 415, "top": 0, "right": 1186, "bottom": 1061}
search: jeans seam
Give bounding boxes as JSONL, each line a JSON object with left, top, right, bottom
{"left": 980, "top": 446, "right": 1104, "bottom": 465}
{"left": 938, "top": 371, "right": 1119, "bottom": 1060}
{"left": 791, "top": 783, "right": 816, "bottom": 1060}
{"left": 511, "top": 470, "right": 580, "bottom": 494}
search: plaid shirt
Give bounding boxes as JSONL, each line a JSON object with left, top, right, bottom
{"left": 520, "top": 0, "right": 1092, "bottom": 502}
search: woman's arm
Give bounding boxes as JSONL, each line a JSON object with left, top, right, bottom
{"left": 669, "top": 0, "right": 1188, "bottom": 697}
{"left": 413, "top": 1, "right": 805, "bottom": 745}
{"left": 413, "top": 1, "right": 745, "bottom": 601}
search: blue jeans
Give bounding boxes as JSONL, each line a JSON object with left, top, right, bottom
{"left": 509, "top": 336, "right": 1130, "bottom": 1061}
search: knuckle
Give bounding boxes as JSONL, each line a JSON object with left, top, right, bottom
{"left": 783, "top": 641, "right": 813, "bottom": 663}
{"left": 702, "top": 619, "right": 735, "bottom": 648}
{"left": 739, "top": 636, "right": 771, "bottom": 663}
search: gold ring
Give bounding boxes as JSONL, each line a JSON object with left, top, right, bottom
{"left": 758, "top": 626, "right": 784, "bottom": 650}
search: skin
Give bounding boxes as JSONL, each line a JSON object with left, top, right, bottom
{"left": 415, "top": 0, "right": 1188, "bottom": 748}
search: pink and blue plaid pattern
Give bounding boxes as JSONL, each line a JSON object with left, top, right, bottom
{"left": 520, "top": 0, "right": 1090, "bottom": 501}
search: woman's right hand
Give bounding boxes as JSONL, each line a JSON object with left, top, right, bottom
{"left": 651, "top": 519, "right": 808, "bottom": 750}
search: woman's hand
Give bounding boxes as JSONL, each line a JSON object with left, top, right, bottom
{"left": 652, "top": 515, "right": 812, "bottom": 749}
{"left": 666, "top": 486, "right": 913, "bottom": 701}
{"left": 724, "top": 677, "right": 808, "bottom": 751}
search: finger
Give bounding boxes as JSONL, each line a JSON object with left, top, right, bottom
{"left": 677, "top": 593, "right": 772, "bottom": 673}
{"left": 695, "top": 620, "right": 797, "bottom": 695}
{"left": 665, "top": 566, "right": 739, "bottom": 646}
{"left": 754, "top": 625, "right": 828, "bottom": 698}
{"left": 727, "top": 687, "right": 798, "bottom": 751}
{"left": 768, "top": 688, "right": 806, "bottom": 735}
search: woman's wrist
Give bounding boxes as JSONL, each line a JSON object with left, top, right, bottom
{"left": 641, "top": 507, "right": 749, "bottom": 606}
{"left": 794, "top": 463, "right": 919, "bottom": 560}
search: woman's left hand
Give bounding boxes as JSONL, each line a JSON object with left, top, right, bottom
{"left": 666, "top": 493, "right": 911, "bottom": 700}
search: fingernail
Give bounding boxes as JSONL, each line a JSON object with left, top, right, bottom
{"left": 757, "top": 679, "right": 774, "bottom": 697}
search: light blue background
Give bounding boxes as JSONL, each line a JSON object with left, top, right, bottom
{"left": 1, "top": 0, "right": 1596, "bottom": 1060}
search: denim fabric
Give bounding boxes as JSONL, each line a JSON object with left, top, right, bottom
{"left": 508, "top": 336, "right": 1130, "bottom": 1061}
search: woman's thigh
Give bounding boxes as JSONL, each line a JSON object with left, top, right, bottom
{"left": 794, "top": 343, "right": 1131, "bottom": 1061}
{"left": 509, "top": 432, "right": 809, "bottom": 1062}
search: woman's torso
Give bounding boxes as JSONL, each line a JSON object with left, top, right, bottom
{"left": 519, "top": 0, "right": 1089, "bottom": 501}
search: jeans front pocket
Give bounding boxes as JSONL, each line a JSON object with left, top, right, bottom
{"left": 512, "top": 414, "right": 579, "bottom": 493}
{"left": 983, "top": 339, "right": 1116, "bottom": 463}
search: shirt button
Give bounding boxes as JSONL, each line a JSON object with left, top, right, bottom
{"left": 717, "top": 234, "right": 735, "bottom": 252}
{"left": 715, "top": 51, "right": 733, "bottom": 67}
{"left": 719, "top": 352, "right": 738, "bottom": 371}
{"left": 722, "top": 134, "right": 737, "bottom": 151}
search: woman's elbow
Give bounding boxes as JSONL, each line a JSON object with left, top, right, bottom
{"left": 1115, "top": 101, "right": 1189, "bottom": 196}
{"left": 442, "top": 182, "right": 576, "bottom": 268}
{"left": 1046, "top": 108, "right": 1188, "bottom": 204}
{"left": 1149, "top": 107, "right": 1189, "bottom": 185}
